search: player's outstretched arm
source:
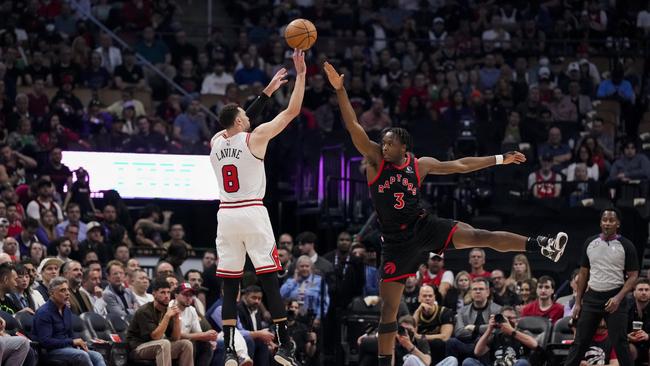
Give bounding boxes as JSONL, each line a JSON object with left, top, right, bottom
{"left": 249, "top": 49, "right": 306, "bottom": 148}
{"left": 246, "top": 67, "right": 289, "bottom": 121}
{"left": 418, "top": 151, "right": 526, "bottom": 176}
{"left": 323, "top": 62, "right": 382, "bottom": 164}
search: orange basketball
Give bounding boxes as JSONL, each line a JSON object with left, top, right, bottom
{"left": 284, "top": 19, "right": 317, "bottom": 50}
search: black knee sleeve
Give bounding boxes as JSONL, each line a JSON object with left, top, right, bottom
{"left": 377, "top": 321, "right": 397, "bottom": 334}
{"left": 256, "top": 272, "right": 286, "bottom": 319}
{"left": 221, "top": 277, "right": 240, "bottom": 321}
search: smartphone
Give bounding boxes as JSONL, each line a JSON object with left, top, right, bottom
{"left": 633, "top": 321, "right": 643, "bottom": 331}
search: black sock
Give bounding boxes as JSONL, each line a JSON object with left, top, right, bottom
{"left": 223, "top": 325, "right": 236, "bottom": 352}
{"left": 378, "top": 354, "right": 392, "bottom": 366}
{"left": 525, "top": 236, "right": 539, "bottom": 252}
{"left": 275, "top": 319, "right": 290, "bottom": 348}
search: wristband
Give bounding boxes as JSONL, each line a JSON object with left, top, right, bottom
{"left": 495, "top": 155, "right": 504, "bottom": 165}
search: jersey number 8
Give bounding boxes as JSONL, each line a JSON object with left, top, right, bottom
{"left": 221, "top": 165, "right": 240, "bottom": 193}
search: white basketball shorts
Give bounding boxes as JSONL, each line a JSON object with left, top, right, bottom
{"left": 215, "top": 204, "right": 282, "bottom": 278}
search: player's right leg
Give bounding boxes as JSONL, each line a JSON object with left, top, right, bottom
{"left": 215, "top": 216, "right": 248, "bottom": 366}
{"left": 378, "top": 281, "right": 405, "bottom": 366}
{"left": 451, "top": 222, "right": 568, "bottom": 262}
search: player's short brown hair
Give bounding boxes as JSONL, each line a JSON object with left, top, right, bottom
{"left": 218, "top": 103, "right": 241, "bottom": 129}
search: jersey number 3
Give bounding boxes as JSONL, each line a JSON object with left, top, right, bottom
{"left": 222, "top": 165, "right": 240, "bottom": 193}
{"left": 393, "top": 193, "right": 405, "bottom": 209}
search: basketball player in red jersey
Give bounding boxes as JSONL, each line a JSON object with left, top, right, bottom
{"left": 324, "top": 62, "right": 568, "bottom": 366}
{"left": 209, "top": 49, "right": 306, "bottom": 366}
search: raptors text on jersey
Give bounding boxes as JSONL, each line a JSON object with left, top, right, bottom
{"left": 368, "top": 153, "right": 422, "bottom": 233}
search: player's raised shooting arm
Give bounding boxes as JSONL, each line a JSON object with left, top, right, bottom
{"left": 250, "top": 50, "right": 306, "bottom": 143}
{"left": 418, "top": 151, "right": 526, "bottom": 175}
{"left": 323, "top": 62, "right": 381, "bottom": 163}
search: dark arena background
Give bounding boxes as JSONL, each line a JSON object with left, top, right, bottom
{"left": 0, "top": 0, "right": 649, "bottom": 366}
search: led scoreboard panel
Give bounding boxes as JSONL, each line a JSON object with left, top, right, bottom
{"left": 62, "top": 151, "right": 220, "bottom": 200}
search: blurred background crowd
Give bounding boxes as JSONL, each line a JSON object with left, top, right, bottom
{"left": 0, "top": 0, "right": 650, "bottom": 365}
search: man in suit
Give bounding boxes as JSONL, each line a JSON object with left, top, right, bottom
{"left": 61, "top": 260, "right": 93, "bottom": 315}
{"left": 238, "top": 285, "right": 266, "bottom": 332}
{"left": 238, "top": 285, "right": 273, "bottom": 366}
{"left": 103, "top": 260, "right": 137, "bottom": 317}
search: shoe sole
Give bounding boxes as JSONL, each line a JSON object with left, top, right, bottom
{"left": 274, "top": 355, "right": 295, "bottom": 366}
{"left": 225, "top": 359, "right": 238, "bottom": 366}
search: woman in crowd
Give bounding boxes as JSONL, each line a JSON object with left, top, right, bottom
{"left": 506, "top": 254, "right": 533, "bottom": 290}
{"left": 443, "top": 271, "right": 471, "bottom": 314}
{"left": 37, "top": 209, "right": 58, "bottom": 246}
{"left": 516, "top": 278, "right": 538, "bottom": 313}
{"left": 27, "top": 242, "right": 45, "bottom": 265}
{"left": 565, "top": 143, "right": 600, "bottom": 181}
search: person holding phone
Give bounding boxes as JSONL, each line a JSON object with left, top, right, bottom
{"left": 461, "top": 307, "right": 538, "bottom": 366}
{"left": 627, "top": 278, "right": 650, "bottom": 365}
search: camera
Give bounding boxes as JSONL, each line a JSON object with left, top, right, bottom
{"left": 397, "top": 325, "right": 407, "bottom": 336}
{"left": 397, "top": 325, "right": 414, "bottom": 339}
{"left": 494, "top": 314, "right": 506, "bottom": 324}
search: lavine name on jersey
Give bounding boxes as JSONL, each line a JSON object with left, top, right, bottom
{"left": 377, "top": 173, "right": 417, "bottom": 195}
{"left": 215, "top": 147, "right": 243, "bottom": 161}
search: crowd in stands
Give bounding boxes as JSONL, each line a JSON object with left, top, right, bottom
{"left": 0, "top": 0, "right": 649, "bottom": 365}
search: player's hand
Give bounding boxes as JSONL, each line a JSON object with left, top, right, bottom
{"left": 323, "top": 61, "right": 344, "bottom": 90}
{"left": 395, "top": 334, "right": 414, "bottom": 350}
{"left": 73, "top": 338, "right": 89, "bottom": 352}
{"left": 503, "top": 151, "right": 526, "bottom": 165}
{"left": 263, "top": 68, "right": 289, "bottom": 96}
{"left": 292, "top": 49, "right": 306, "bottom": 76}
{"left": 487, "top": 315, "right": 496, "bottom": 331}
{"left": 255, "top": 329, "right": 275, "bottom": 344}
{"left": 166, "top": 305, "right": 181, "bottom": 319}
{"left": 572, "top": 303, "right": 581, "bottom": 319}
{"left": 605, "top": 296, "right": 621, "bottom": 313}
{"left": 204, "top": 329, "right": 218, "bottom": 341}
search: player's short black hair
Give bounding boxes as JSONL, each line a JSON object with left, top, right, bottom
{"left": 152, "top": 277, "right": 171, "bottom": 291}
{"left": 380, "top": 127, "right": 412, "bottom": 151}
{"left": 538, "top": 275, "right": 555, "bottom": 289}
{"left": 218, "top": 103, "right": 241, "bottom": 129}
{"left": 296, "top": 231, "right": 318, "bottom": 246}
{"left": 601, "top": 207, "right": 622, "bottom": 222}
{"left": 635, "top": 278, "right": 650, "bottom": 288}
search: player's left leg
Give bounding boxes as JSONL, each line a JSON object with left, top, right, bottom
{"left": 377, "top": 281, "right": 405, "bottom": 366}
{"left": 451, "top": 222, "right": 568, "bottom": 262}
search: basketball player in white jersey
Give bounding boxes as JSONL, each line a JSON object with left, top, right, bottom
{"left": 210, "top": 49, "right": 305, "bottom": 366}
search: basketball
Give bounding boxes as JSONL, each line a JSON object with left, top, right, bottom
{"left": 284, "top": 19, "right": 317, "bottom": 50}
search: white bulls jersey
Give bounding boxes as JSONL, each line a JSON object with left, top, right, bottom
{"left": 210, "top": 132, "right": 266, "bottom": 206}
{"left": 210, "top": 131, "right": 281, "bottom": 278}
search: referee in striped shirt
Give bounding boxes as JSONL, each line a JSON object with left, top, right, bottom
{"left": 564, "top": 208, "right": 639, "bottom": 365}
